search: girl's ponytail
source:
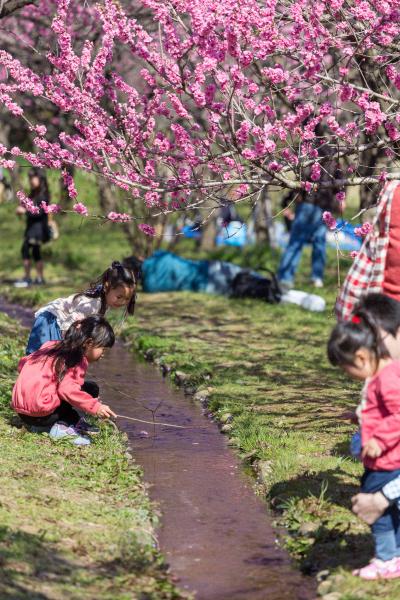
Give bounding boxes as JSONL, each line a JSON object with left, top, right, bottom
{"left": 328, "top": 309, "right": 390, "bottom": 368}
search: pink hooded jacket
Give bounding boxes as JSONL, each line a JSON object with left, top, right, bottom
{"left": 12, "top": 341, "right": 100, "bottom": 417}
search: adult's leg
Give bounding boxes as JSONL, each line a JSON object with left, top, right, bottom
{"left": 21, "top": 239, "right": 31, "bottom": 280}
{"left": 311, "top": 219, "right": 327, "bottom": 282}
{"left": 277, "top": 203, "right": 314, "bottom": 284}
{"left": 32, "top": 244, "right": 44, "bottom": 280}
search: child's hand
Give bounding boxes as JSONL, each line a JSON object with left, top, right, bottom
{"left": 361, "top": 437, "right": 383, "bottom": 459}
{"left": 96, "top": 404, "right": 117, "bottom": 419}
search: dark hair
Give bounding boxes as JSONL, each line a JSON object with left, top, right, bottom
{"left": 41, "top": 315, "right": 115, "bottom": 381}
{"left": 28, "top": 167, "right": 50, "bottom": 204}
{"left": 76, "top": 261, "right": 137, "bottom": 315}
{"left": 328, "top": 309, "right": 390, "bottom": 368}
{"left": 353, "top": 293, "right": 400, "bottom": 337}
{"left": 122, "top": 256, "right": 143, "bottom": 282}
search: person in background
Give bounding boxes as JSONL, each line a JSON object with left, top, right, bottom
{"left": 277, "top": 145, "right": 341, "bottom": 290}
{"left": 15, "top": 167, "right": 51, "bottom": 287}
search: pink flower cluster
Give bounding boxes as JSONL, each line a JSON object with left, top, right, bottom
{"left": 107, "top": 211, "right": 132, "bottom": 222}
{"left": 322, "top": 211, "right": 337, "bottom": 230}
{"left": 354, "top": 222, "right": 373, "bottom": 237}
{"left": 73, "top": 202, "right": 88, "bottom": 216}
{"left": 138, "top": 223, "right": 156, "bottom": 236}
{"left": 1, "top": 0, "right": 400, "bottom": 216}
{"left": 16, "top": 191, "right": 39, "bottom": 214}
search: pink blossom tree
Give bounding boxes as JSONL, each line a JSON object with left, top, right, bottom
{"left": 1, "top": 0, "right": 400, "bottom": 228}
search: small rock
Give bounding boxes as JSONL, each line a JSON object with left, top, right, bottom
{"left": 144, "top": 348, "right": 155, "bottom": 361}
{"left": 220, "top": 413, "right": 233, "bottom": 424}
{"left": 241, "top": 449, "right": 258, "bottom": 462}
{"left": 125, "top": 452, "right": 133, "bottom": 460}
{"left": 317, "top": 580, "right": 332, "bottom": 596}
{"left": 227, "top": 437, "right": 240, "bottom": 446}
{"left": 316, "top": 570, "right": 330, "bottom": 583}
{"left": 298, "top": 521, "right": 320, "bottom": 536}
{"left": 174, "top": 371, "right": 190, "bottom": 385}
{"left": 184, "top": 386, "right": 196, "bottom": 396}
{"left": 161, "top": 364, "right": 171, "bottom": 376}
{"left": 258, "top": 460, "right": 273, "bottom": 483}
{"left": 194, "top": 390, "right": 210, "bottom": 404}
{"left": 220, "top": 424, "right": 233, "bottom": 434}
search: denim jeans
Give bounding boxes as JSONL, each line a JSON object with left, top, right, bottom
{"left": 362, "top": 469, "right": 400, "bottom": 560}
{"left": 26, "top": 311, "right": 62, "bottom": 355}
{"left": 277, "top": 202, "right": 327, "bottom": 284}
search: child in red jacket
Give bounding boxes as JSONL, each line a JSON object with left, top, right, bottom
{"left": 12, "top": 315, "right": 116, "bottom": 445}
{"left": 328, "top": 309, "right": 400, "bottom": 580}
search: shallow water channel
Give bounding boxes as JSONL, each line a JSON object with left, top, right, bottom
{"left": 1, "top": 298, "right": 314, "bottom": 600}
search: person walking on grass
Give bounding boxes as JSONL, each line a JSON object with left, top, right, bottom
{"left": 15, "top": 167, "right": 51, "bottom": 288}
{"left": 328, "top": 308, "right": 400, "bottom": 580}
{"left": 12, "top": 316, "right": 116, "bottom": 446}
{"left": 277, "top": 145, "right": 341, "bottom": 290}
{"left": 26, "top": 261, "right": 136, "bottom": 355}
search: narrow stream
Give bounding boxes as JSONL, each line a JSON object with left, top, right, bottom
{"left": 0, "top": 299, "right": 315, "bottom": 600}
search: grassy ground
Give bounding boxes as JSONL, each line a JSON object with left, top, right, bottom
{"left": 0, "top": 177, "right": 395, "bottom": 599}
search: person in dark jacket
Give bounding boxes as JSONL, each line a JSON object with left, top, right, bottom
{"left": 277, "top": 145, "right": 341, "bottom": 290}
{"left": 15, "top": 168, "right": 50, "bottom": 287}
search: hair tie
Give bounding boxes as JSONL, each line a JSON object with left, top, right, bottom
{"left": 352, "top": 315, "right": 361, "bottom": 324}
{"left": 111, "top": 261, "right": 122, "bottom": 269}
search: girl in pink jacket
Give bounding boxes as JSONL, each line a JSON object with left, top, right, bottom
{"left": 12, "top": 315, "right": 116, "bottom": 444}
{"left": 328, "top": 310, "right": 400, "bottom": 580}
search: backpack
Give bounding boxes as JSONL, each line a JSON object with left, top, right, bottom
{"left": 231, "top": 269, "right": 282, "bottom": 304}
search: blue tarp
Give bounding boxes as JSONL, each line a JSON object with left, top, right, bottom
{"left": 142, "top": 250, "right": 209, "bottom": 293}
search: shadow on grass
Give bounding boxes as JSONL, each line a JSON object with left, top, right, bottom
{"left": 0, "top": 524, "right": 157, "bottom": 599}
{"left": 269, "top": 468, "right": 370, "bottom": 574}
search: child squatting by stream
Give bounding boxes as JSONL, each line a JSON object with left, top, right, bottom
{"left": 26, "top": 261, "right": 136, "bottom": 355}
{"left": 12, "top": 316, "right": 116, "bottom": 446}
{"left": 328, "top": 309, "right": 400, "bottom": 580}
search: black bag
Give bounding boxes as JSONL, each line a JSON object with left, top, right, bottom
{"left": 231, "top": 269, "right": 282, "bottom": 304}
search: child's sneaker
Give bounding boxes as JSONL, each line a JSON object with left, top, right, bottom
{"left": 353, "top": 557, "right": 400, "bottom": 579}
{"left": 76, "top": 417, "right": 100, "bottom": 435}
{"left": 49, "top": 422, "right": 91, "bottom": 446}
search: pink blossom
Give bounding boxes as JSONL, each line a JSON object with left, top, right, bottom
{"left": 16, "top": 190, "right": 39, "bottom": 214}
{"left": 350, "top": 251, "right": 358, "bottom": 259}
{"left": 73, "top": 202, "right": 88, "bottom": 216}
{"left": 107, "top": 211, "right": 132, "bottom": 222}
{"left": 322, "top": 211, "right": 337, "bottom": 230}
{"left": 41, "top": 201, "right": 61, "bottom": 214}
{"left": 138, "top": 223, "right": 156, "bottom": 236}
{"left": 354, "top": 222, "right": 372, "bottom": 237}
{"left": 310, "top": 163, "right": 321, "bottom": 181}
{"left": 336, "top": 191, "right": 346, "bottom": 204}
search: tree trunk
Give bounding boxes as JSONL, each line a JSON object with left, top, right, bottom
{"left": 97, "top": 176, "right": 117, "bottom": 214}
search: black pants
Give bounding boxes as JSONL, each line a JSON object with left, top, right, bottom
{"left": 18, "top": 380, "right": 99, "bottom": 428}
{"left": 21, "top": 240, "right": 41, "bottom": 262}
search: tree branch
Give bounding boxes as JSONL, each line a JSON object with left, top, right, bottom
{"left": 0, "top": 0, "right": 38, "bottom": 19}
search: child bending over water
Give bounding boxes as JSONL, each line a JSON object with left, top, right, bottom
{"left": 26, "top": 261, "right": 136, "bottom": 354}
{"left": 13, "top": 316, "right": 116, "bottom": 446}
{"left": 328, "top": 309, "right": 400, "bottom": 580}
